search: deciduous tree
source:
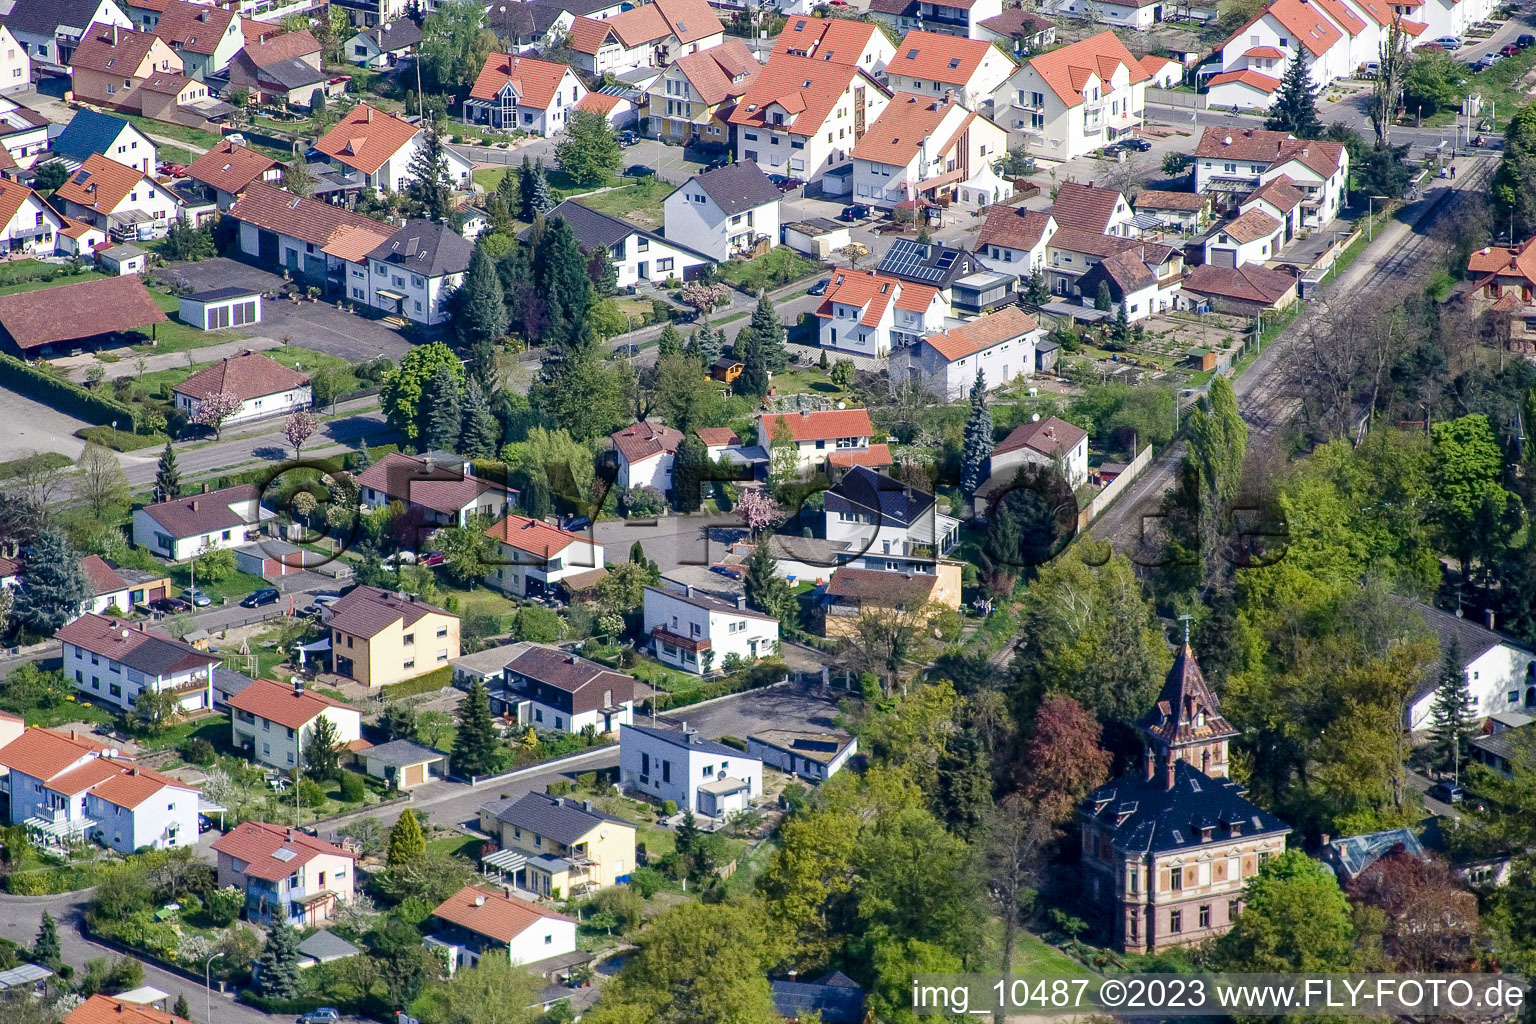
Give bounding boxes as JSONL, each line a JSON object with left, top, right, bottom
{"left": 555, "top": 109, "right": 621, "bottom": 188}
{"left": 77, "top": 441, "right": 130, "bottom": 520}
{"left": 192, "top": 391, "right": 241, "bottom": 439}
{"left": 1020, "top": 693, "right": 1111, "bottom": 823}
{"left": 382, "top": 343, "right": 464, "bottom": 442}
{"left": 282, "top": 408, "right": 318, "bottom": 460}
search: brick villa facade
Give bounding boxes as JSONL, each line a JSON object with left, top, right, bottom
{"left": 1078, "top": 643, "right": 1291, "bottom": 952}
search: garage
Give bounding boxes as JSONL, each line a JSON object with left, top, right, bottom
{"left": 362, "top": 738, "right": 448, "bottom": 789}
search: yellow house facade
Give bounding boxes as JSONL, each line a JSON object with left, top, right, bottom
{"left": 819, "top": 563, "right": 963, "bottom": 638}
{"left": 478, "top": 791, "right": 636, "bottom": 899}
{"left": 325, "top": 586, "right": 460, "bottom": 688}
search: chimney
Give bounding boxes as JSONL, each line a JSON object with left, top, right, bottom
{"left": 1320, "top": 833, "right": 1331, "bottom": 847}
{"left": 1486, "top": 609, "right": 1496, "bottom": 630}
{"left": 568, "top": 654, "right": 578, "bottom": 664}
{"left": 1165, "top": 756, "right": 1176, "bottom": 790}
{"left": 583, "top": 800, "right": 593, "bottom": 813}
{"left": 365, "top": 106, "right": 373, "bottom": 122}
{"left": 788, "top": 969, "right": 799, "bottom": 981}
{"left": 191, "top": 500, "right": 199, "bottom": 511}
{"left": 202, "top": 483, "right": 210, "bottom": 493}
{"left": 735, "top": 594, "right": 747, "bottom": 610}
{"left": 111, "top": 25, "right": 118, "bottom": 45}
{"left": 800, "top": 408, "right": 810, "bottom": 417}
{"left": 69, "top": 729, "right": 78, "bottom": 740}
{"left": 1143, "top": 745, "right": 1155, "bottom": 781}
{"left": 684, "top": 584, "right": 694, "bottom": 598}
{"left": 129, "top": 767, "right": 139, "bottom": 776}
{"left": 294, "top": 679, "right": 304, "bottom": 695}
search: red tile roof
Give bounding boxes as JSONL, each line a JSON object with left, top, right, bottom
{"left": 1469, "top": 239, "right": 1536, "bottom": 285}
{"left": 922, "top": 305, "right": 1039, "bottom": 362}
{"left": 228, "top": 180, "right": 390, "bottom": 248}
{"left": 227, "top": 678, "right": 355, "bottom": 730}
{"left": 84, "top": 760, "right": 193, "bottom": 809}
{"left": 565, "top": 16, "right": 618, "bottom": 54}
{"left": 1134, "top": 189, "right": 1208, "bottom": 212}
{"left": 1312, "top": 0, "right": 1368, "bottom": 34}
{"left": 696, "top": 427, "right": 741, "bottom": 446}
{"left": 432, "top": 884, "right": 574, "bottom": 944}
{"left": 1181, "top": 262, "right": 1297, "bottom": 304}
{"left": 1050, "top": 180, "right": 1127, "bottom": 234}
{"left": 72, "top": 22, "right": 176, "bottom": 75}
{"left": 484, "top": 514, "right": 585, "bottom": 558}
{"left": 890, "top": 29, "right": 1004, "bottom": 84}
{"left": 314, "top": 104, "right": 420, "bottom": 175}
{"left": 66, "top": 995, "right": 192, "bottom": 1024}
{"left": 815, "top": 268, "right": 940, "bottom": 328}
{"left": 849, "top": 93, "right": 960, "bottom": 166}
{"left": 0, "top": 728, "right": 110, "bottom": 783}
{"left": 1241, "top": 45, "right": 1285, "bottom": 58}
{"left": 574, "top": 91, "right": 622, "bottom": 115}
{"left": 1140, "top": 54, "right": 1181, "bottom": 76}
{"left": 759, "top": 407, "right": 874, "bottom": 442}
{"left": 1243, "top": 175, "right": 1304, "bottom": 213}
{"left": 1209, "top": 69, "right": 1281, "bottom": 92}
{"left": 355, "top": 452, "right": 512, "bottom": 517}
{"left": 650, "top": 0, "right": 724, "bottom": 44}
{"left": 977, "top": 206, "right": 1054, "bottom": 251}
{"left": 55, "top": 154, "right": 152, "bottom": 215}
{"left": 994, "top": 416, "right": 1088, "bottom": 459}
{"left": 727, "top": 54, "right": 869, "bottom": 136}
{"left": 212, "top": 820, "right": 353, "bottom": 882}
{"left": 1222, "top": 0, "right": 1341, "bottom": 55}
{"left": 771, "top": 17, "right": 883, "bottom": 65}
{"left": 1217, "top": 207, "right": 1282, "bottom": 243}
{"left": 56, "top": 614, "right": 219, "bottom": 676}
{"left": 239, "top": 27, "right": 320, "bottom": 66}
{"left": 139, "top": 482, "right": 261, "bottom": 539}
{"left": 0, "top": 178, "right": 40, "bottom": 229}
{"left": 81, "top": 554, "right": 129, "bottom": 597}
{"left": 154, "top": 0, "right": 238, "bottom": 55}
{"left": 827, "top": 444, "right": 893, "bottom": 469}
{"left": 185, "top": 140, "right": 280, "bottom": 195}
{"left": 327, "top": 584, "right": 452, "bottom": 639}
{"left": 0, "top": 274, "right": 167, "bottom": 351}
{"left": 468, "top": 52, "right": 572, "bottom": 109}
{"left": 1023, "top": 31, "right": 1149, "bottom": 108}
{"left": 612, "top": 421, "right": 684, "bottom": 464}
{"left": 174, "top": 350, "right": 308, "bottom": 403}
{"left": 669, "top": 39, "right": 759, "bottom": 107}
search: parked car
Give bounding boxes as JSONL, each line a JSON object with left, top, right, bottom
{"left": 183, "top": 588, "right": 211, "bottom": 607}
{"left": 563, "top": 516, "right": 592, "bottom": 532}
{"left": 240, "top": 587, "right": 280, "bottom": 608}
{"left": 710, "top": 564, "right": 744, "bottom": 581}
{"left": 150, "top": 596, "right": 190, "bottom": 613}
{"left": 1360, "top": 60, "right": 1381, "bottom": 77}
{"left": 1481, "top": 52, "right": 1503, "bottom": 66}
{"left": 624, "top": 163, "right": 656, "bottom": 177}
{"left": 768, "top": 173, "right": 803, "bottom": 192}
{"left": 1428, "top": 781, "right": 1464, "bottom": 804}
{"left": 197, "top": 813, "right": 215, "bottom": 834}
{"left": 1502, "top": 42, "right": 1520, "bottom": 56}
{"left": 1433, "top": 35, "right": 1464, "bottom": 48}
{"left": 421, "top": 550, "right": 445, "bottom": 567}
{"left": 296, "top": 1011, "right": 342, "bottom": 1024}
{"left": 1519, "top": 33, "right": 1535, "bottom": 47}
{"left": 158, "top": 162, "right": 187, "bottom": 177}
{"left": 808, "top": 278, "right": 830, "bottom": 296}
{"left": 840, "top": 203, "right": 871, "bottom": 222}
{"left": 617, "top": 130, "right": 638, "bottom": 147}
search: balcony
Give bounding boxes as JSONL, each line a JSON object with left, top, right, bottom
{"left": 161, "top": 678, "right": 210, "bottom": 697}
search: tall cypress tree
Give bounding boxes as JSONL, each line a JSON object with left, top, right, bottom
{"left": 517, "top": 155, "right": 537, "bottom": 221}
{"left": 386, "top": 808, "right": 427, "bottom": 865}
{"left": 748, "top": 292, "right": 787, "bottom": 371}
{"left": 1429, "top": 635, "right": 1476, "bottom": 773}
{"left": 254, "top": 919, "right": 302, "bottom": 998}
{"left": 1266, "top": 56, "right": 1322, "bottom": 139}
{"left": 34, "top": 910, "right": 59, "bottom": 968}
{"left": 458, "top": 380, "right": 500, "bottom": 458}
{"left": 404, "top": 118, "right": 453, "bottom": 222}
{"left": 423, "top": 364, "right": 464, "bottom": 451}
{"left": 14, "top": 530, "right": 89, "bottom": 634}
{"left": 534, "top": 217, "right": 593, "bottom": 353}
{"left": 452, "top": 677, "right": 498, "bottom": 776}
{"left": 154, "top": 441, "right": 182, "bottom": 502}
{"left": 530, "top": 159, "right": 555, "bottom": 215}
{"left": 961, "top": 368, "right": 993, "bottom": 497}
{"left": 735, "top": 328, "right": 770, "bottom": 398}
{"left": 454, "top": 241, "right": 508, "bottom": 349}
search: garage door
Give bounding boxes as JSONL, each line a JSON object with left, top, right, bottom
{"left": 147, "top": 585, "right": 165, "bottom": 602}
{"left": 258, "top": 229, "right": 278, "bottom": 265}
{"left": 1211, "top": 249, "right": 1236, "bottom": 269}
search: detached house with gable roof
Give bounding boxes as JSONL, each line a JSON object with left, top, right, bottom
{"left": 0, "top": 0, "right": 133, "bottom": 71}
{"left": 980, "top": 415, "right": 1090, "bottom": 491}
{"left": 213, "top": 820, "right": 356, "bottom": 926}
{"left": 883, "top": 30, "right": 1015, "bottom": 109}
{"left": 1075, "top": 245, "right": 1183, "bottom": 320}
{"left": 428, "top": 884, "right": 577, "bottom": 971}
{"left": 849, "top": 92, "right": 1010, "bottom": 212}
{"left": 228, "top": 180, "right": 393, "bottom": 289}
{"left": 323, "top": 586, "right": 460, "bottom": 688}
{"left": 728, "top": 54, "right": 891, "bottom": 183}
{"left": 977, "top": 205, "right": 1057, "bottom": 275}
{"left": 1204, "top": 207, "right": 1285, "bottom": 268}
{"left": 877, "top": 237, "right": 1015, "bottom": 316}
{"left": 756, "top": 407, "right": 877, "bottom": 475}
{"left": 611, "top": 420, "right": 685, "bottom": 493}
{"left": 995, "top": 30, "right": 1149, "bottom": 160}
{"left": 315, "top": 103, "right": 474, "bottom": 194}
{"left": 356, "top": 451, "right": 518, "bottom": 528}
{"left": 814, "top": 268, "right": 947, "bottom": 357}
{"left": 53, "top": 154, "right": 176, "bottom": 240}
{"left": 229, "top": 678, "right": 364, "bottom": 769}
{"left": 464, "top": 52, "right": 587, "bottom": 136}
{"left": 0, "top": 727, "right": 200, "bottom": 853}
{"left": 910, "top": 304, "right": 1043, "bottom": 398}
{"left": 478, "top": 792, "right": 636, "bottom": 897}
{"left": 1192, "top": 127, "right": 1348, "bottom": 227}
{"left": 183, "top": 138, "right": 282, "bottom": 209}
{"left": 663, "top": 159, "right": 780, "bottom": 261}
{"left": 171, "top": 350, "right": 310, "bottom": 427}
{"left": 67, "top": 21, "right": 181, "bottom": 109}
{"left": 226, "top": 28, "right": 336, "bottom": 108}
{"left": 58, "top": 613, "right": 220, "bottom": 712}
{"left": 484, "top": 513, "right": 606, "bottom": 599}
{"left": 1046, "top": 228, "right": 1180, "bottom": 300}
{"left": 1052, "top": 180, "right": 1138, "bottom": 237}
{"left": 532, "top": 199, "right": 709, "bottom": 287}
{"left": 821, "top": 465, "right": 961, "bottom": 578}
{"left": 499, "top": 645, "right": 637, "bottom": 735}
{"left": 132, "top": 482, "right": 272, "bottom": 561}
{"left": 151, "top": 0, "right": 242, "bottom": 79}
{"left": 0, "top": 177, "right": 59, "bottom": 255}
{"left": 1208, "top": 0, "right": 1348, "bottom": 109}
{"left": 647, "top": 38, "right": 760, "bottom": 146}
{"left": 770, "top": 17, "right": 895, "bottom": 73}
{"left": 360, "top": 219, "right": 473, "bottom": 325}
{"left": 49, "top": 109, "right": 157, "bottom": 174}
{"left": 565, "top": 0, "right": 724, "bottom": 76}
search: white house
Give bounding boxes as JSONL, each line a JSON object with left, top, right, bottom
{"left": 748, "top": 729, "right": 857, "bottom": 781}
{"left": 228, "top": 678, "right": 364, "bottom": 772}
{"left": 642, "top": 584, "right": 780, "bottom": 676}
{"left": 850, "top": 93, "right": 1010, "bottom": 212}
{"left": 868, "top": 0, "right": 1005, "bottom": 40}
{"left": 1073, "top": 244, "right": 1183, "bottom": 320}
{"left": 344, "top": 19, "right": 421, "bottom": 68}
{"left": 1192, "top": 127, "right": 1349, "bottom": 227}
{"left": 756, "top": 407, "right": 877, "bottom": 475}
{"left": 1140, "top": 53, "right": 1183, "bottom": 87}
{"left": 977, "top": 206, "right": 1057, "bottom": 276}
{"left": 313, "top": 104, "right": 474, "bottom": 194}
{"left": 1406, "top": 604, "right": 1536, "bottom": 731}
{"left": 909, "top": 305, "right": 1043, "bottom": 399}
{"left": 1044, "top": 228, "right": 1180, "bottom": 300}
{"left": 536, "top": 199, "right": 709, "bottom": 288}
{"left": 611, "top": 421, "right": 685, "bottom": 493}
{"left": 814, "top": 268, "right": 948, "bottom": 357}
{"left": 822, "top": 465, "right": 962, "bottom": 574}
{"left": 484, "top": 514, "right": 605, "bottom": 599}
{"left": 131, "top": 483, "right": 272, "bottom": 562}
{"left": 620, "top": 722, "right": 765, "bottom": 816}
{"left": 994, "top": 31, "right": 1149, "bottom": 160}
{"left": 0, "top": 177, "right": 58, "bottom": 255}
{"left": 1205, "top": 207, "right": 1285, "bottom": 268}
{"left": 152, "top": 0, "right": 246, "bottom": 78}
{"left": 463, "top": 52, "right": 587, "bottom": 136}
{"left": 770, "top": 16, "right": 896, "bottom": 74}
{"left": 663, "top": 160, "right": 781, "bottom": 262}
{"left": 0, "top": 728, "right": 198, "bottom": 853}
{"left": 49, "top": 108, "right": 158, "bottom": 174}
{"left": 1208, "top": 0, "right": 1350, "bottom": 110}
{"left": 1051, "top": 181, "right": 1138, "bottom": 237}
{"left": 883, "top": 30, "right": 1015, "bottom": 109}
{"left": 1240, "top": 175, "right": 1304, "bottom": 239}
{"left": 52, "top": 154, "right": 179, "bottom": 240}
{"left": 362, "top": 219, "right": 472, "bottom": 326}
{"left": 980, "top": 415, "right": 1090, "bottom": 493}
{"left": 564, "top": 0, "right": 724, "bottom": 76}
{"left": 3, "top": 0, "right": 132, "bottom": 70}
{"left": 57, "top": 614, "right": 220, "bottom": 712}
{"left": 357, "top": 452, "right": 518, "bottom": 529}
{"left": 171, "top": 350, "right": 309, "bottom": 427}
{"left": 500, "top": 645, "right": 636, "bottom": 734}
{"left": 429, "top": 885, "right": 577, "bottom": 972}
{"left": 728, "top": 54, "right": 890, "bottom": 183}
{"left": 0, "top": 101, "right": 47, "bottom": 169}
{"left": 0, "top": 25, "right": 30, "bottom": 90}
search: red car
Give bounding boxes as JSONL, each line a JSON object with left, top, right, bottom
{"left": 158, "top": 162, "right": 187, "bottom": 177}
{"left": 1503, "top": 43, "right": 1520, "bottom": 56}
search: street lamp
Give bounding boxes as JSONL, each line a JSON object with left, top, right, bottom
{"left": 204, "top": 951, "right": 224, "bottom": 1024}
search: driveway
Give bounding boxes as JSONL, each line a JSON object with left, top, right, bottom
{"left": 594, "top": 513, "right": 749, "bottom": 573}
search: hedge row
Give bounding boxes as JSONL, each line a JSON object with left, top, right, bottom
{"left": 383, "top": 664, "right": 454, "bottom": 699}
{"left": 646, "top": 659, "right": 789, "bottom": 712}
{"left": 5, "top": 863, "right": 101, "bottom": 894}
{"left": 0, "top": 353, "right": 141, "bottom": 431}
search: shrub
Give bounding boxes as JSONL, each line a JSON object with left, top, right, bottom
{"left": 180, "top": 737, "right": 215, "bottom": 766}
{"left": 717, "top": 735, "right": 747, "bottom": 752}
{"left": 297, "top": 779, "right": 326, "bottom": 809}
{"left": 576, "top": 771, "right": 597, "bottom": 790}
{"left": 205, "top": 885, "right": 244, "bottom": 926}
{"left": 661, "top": 799, "right": 678, "bottom": 816}
{"left": 338, "top": 772, "right": 366, "bottom": 803}
{"left": 628, "top": 866, "right": 664, "bottom": 897}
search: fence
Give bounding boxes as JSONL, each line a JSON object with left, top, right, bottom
{"left": 1075, "top": 444, "right": 1155, "bottom": 533}
{"left": 1152, "top": 90, "right": 1209, "bottom": 110}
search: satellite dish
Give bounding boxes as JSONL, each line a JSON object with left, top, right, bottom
{"left": 1032, "top": 413, "right": 1040, "bottom": 422}
{"left": 120, "top": 628, "right": 130, "bottom": 638}
{"left": 836, "top": 400, "right": 846, "bottom": 409}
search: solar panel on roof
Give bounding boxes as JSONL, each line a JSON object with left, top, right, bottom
{"left": 935, "top": 252, "right": 958, "bottom": 271}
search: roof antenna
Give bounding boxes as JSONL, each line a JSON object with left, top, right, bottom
{"left": 1177, "top": 612, "right": 1192, "bottom": 645}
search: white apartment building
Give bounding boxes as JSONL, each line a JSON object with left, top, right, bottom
{"left": 814, "top": 268, "right": 949, "bottom": 357}
{"left": 1192, "top": 126, "right": 1348, "bottom": 228}
{"left": 1208, "top": 0, "right": 1351, "bottom": 109}
{"left": 728, "top": 54, "right": 890, "bottom": 182}
{"left": 663, "top": 160, "right": 781, "bottom": 262}
{"left": 57, "top": 614, "right": 219, "bottom": 712}
{"left": 362, "top": 219, "right": 472, "bottom": 326}
{"left": 996, "top": 31, "right": 1149, "bottom": 161}
{"left": 850, "top": 93, "right": 1009, "bottom": 211}
{"left": 868, "top": 0, "right": 1005, "bottom": 40}
{"left": 882, "top": 30, "right": 1015, "bottom": 109}
{"left": 621, "top": 722, "right": 765, "bottom": 816}
{"left": 642, "top": 584, "right": 780, "bottom": 676}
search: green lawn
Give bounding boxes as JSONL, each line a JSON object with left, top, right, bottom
{"left": 0, "top": 265, "right": 114, "bottom": 297}
{"left": 167, "top": 565, "right": 266, "bottom": 603}
{"left": 132, "top": 346, "right": 360, "bottom": 401}
{"left": 574, "top": 179, "right": 672, "bottom": 232}
{"left": 471, "top": 167, "right": 626, "bottom": 201}
{"left": 719, "top": 248, "right": 821, "bottom": 292}
{"left": 122, "top": 114, "right": 292, "bottom": 161}
{"left": 133, "top": 712, "right": 230, "bottom": 751}
{"left": 126, "top": 289, "right": 252, "bottom": 355}
{"left": 765, "top": 367, "right": 850, "bottom": 401}
{"left": 426, "top": 833, "right": 485, "bottom": 860}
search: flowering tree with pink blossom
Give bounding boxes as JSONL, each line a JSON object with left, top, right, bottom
{"left": 283, "top": 408, "right": 319, "bottom": 459}
{"left": 736, "top": 488, "right": 784, "bottom": 536}
{"left": 192, "top": 391, "right": 242, "bottom": 440}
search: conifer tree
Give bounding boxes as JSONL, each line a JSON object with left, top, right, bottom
{"left": 353, "top": 437, "right": 373, "bottom": 471}
{"left": 404, "top": 118, "right": 454, "bottom": 222}
{"left": 1094, "top": 280, "right": 1112, "bottom": 311}
{"left": 961, "top": 368, "right": 993, "bottom": 497}
{"left": 1429, "top": 635, "right": 1476, "bottom": 774}
{"left": 517, "top": 155, "right": 537, "bottom": 221}
{"left": 423, "top": 364, "right": 464, "bottom": 451}
{"left": 254, "top": 918, "right": 302, "bottom": 998}
{"left": 672, "top": 434, "right": 708, "bottom": 513}
{"left": 386, "top": 808, "right": 427, "bottom": 866}
{"left": 173, "top": 994, "right": 191, "bottom": 1019}
{"left": 630, "top": 540, "right": 647, "bottom": 564}
{"left": 690, "top": 320, "right": 721, "bottom": 368}
{"left": 458, "top": 380, "right": 500, "bottom": 458}
{"left": 14, "top": 530, "right": 89, "bottom": 635}
{"left": 451, "top": 678, "right": 498, "bottom": 776}
{"left": 1266, "top": 56, "right": 1323, "bottom": 138}
{"left": 530, "top": 159, "right": 555, "bottom": 215}
{"left": 533, "top": 217, "right": 592, "bottom": 354}
{"left": 1023, "top": 268, "right": 1049, "bottom": 305}
{"left": 454, "top": 241, "right": 508, "bottom": 349}
{"left": 747, "top": 292, "right": 787, "bottom": 371}
{"left": 33, "top": 911, "right": 59, "bottom": 969}
{"left": 745, "top": 539, "right": 795, "bottom": 623}
{"left": 735, "top": 329, "right": 770, "bottom": 398}
{"left": 656, "top": 323, "right": 682, "bottom": 360}
{"left": 154, "top": 441, "right": 182, "bottom": 502}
